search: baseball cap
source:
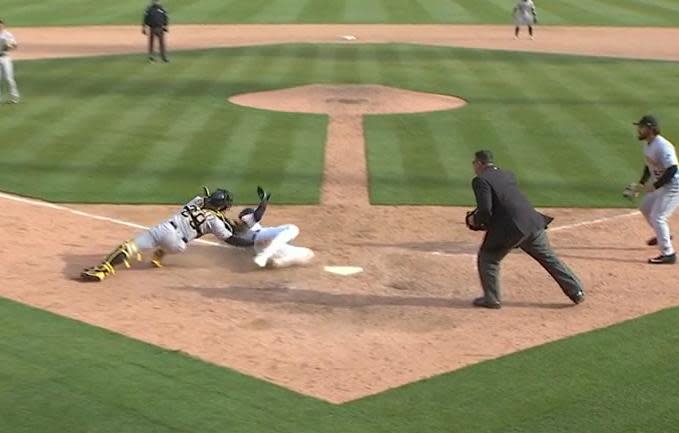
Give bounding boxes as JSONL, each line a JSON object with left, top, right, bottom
{"left": 633, "top": 114, "right": 659, "bottom": 128}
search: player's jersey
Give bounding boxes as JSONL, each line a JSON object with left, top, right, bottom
{"left": 166, "top": 196, "right": 233, "bottom": 243}
{"left": 0, "top": 30, "right": 17, "bottom": 54}
{"left": 514, "top": 0, "right": 535, "bottom": 16}
{"left": 644, "top": 135, "right": 679, "bottom": 183}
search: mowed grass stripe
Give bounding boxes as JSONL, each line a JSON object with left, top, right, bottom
{"left": 52, "top": 57, "right": 212, "bottom": 201}
{"left": 348, "top": 308, "right": 679, "bottom": 433}
{"left": 0, "top": 297, "right": 329, "bottom": 433}
{"left": 240, "top": 45, "right": 315, "bottom": 199}
{"left": 112, "top": 52, "right": 238, "bottom": 199}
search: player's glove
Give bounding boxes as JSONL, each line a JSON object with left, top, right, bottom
{"left": 465, "top": 209, "right": 486, "bottom": 231}
{"left": 257, "top": 185, "right": 271, "bottom": 203}
{"left": 623, "top": 183, "right": 640, "bottom": 199}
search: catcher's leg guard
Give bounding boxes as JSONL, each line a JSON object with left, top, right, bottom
{"left": 80, "top": 241, "right": 141, "bottom": 282}
{"left": 105, "top": 240, "right": 141, "bottom": 268}
{"left": 151, "top": 249, "right": 165, "bottom": 268}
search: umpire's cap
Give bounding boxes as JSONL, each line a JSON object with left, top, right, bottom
{"left": 634, "top": 114, "right": 659, "bottom": 129}
{"left": 473, "top": 150, "right": 494, "bottom": 164}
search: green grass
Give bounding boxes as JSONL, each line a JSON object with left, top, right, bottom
{"left": 2, "top": 44, "right": 677, "bottom": 206}
{"left": 2, "top": 295, "right": 679, "bottom": 432}
{"left": 4, "top": 0, "right": 679, "bottom": 26}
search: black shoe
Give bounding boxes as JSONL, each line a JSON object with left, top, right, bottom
{"left": 647, "top": 235, "right": 673, "bottom": 246}
{"left": 148, "top": 56, "right": 156, "bottom": 62}
{"left": 162, "top": 57, "right": 170, "bottom": 63}
{"left": 472, "top": 296, "right": 501, "bottom": 309}
{"left": 569, "top": 290, "right": 585, "bottom": 305}
{"left": 648, "top": 253, "right": 677, "bottom": 264}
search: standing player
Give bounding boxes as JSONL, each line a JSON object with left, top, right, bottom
{"left": 226, "top": 186, "right": 315, "bottom": 268}
{"left": 624, "top": 115, "right": 679, "bottom": 264}
{"left": 0, "top": 19, "right": 20, "bottom": 104}
{"left": 142, "top": 0, "right": 169, "bottom": 62}
{"left": 512, "top": 0, "right": 538, "bottom": 40}
{"left": 81, "top": 187, "right": 235, "bottom": 281}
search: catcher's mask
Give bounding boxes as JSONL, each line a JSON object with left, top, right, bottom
{"left": 204, "top": 189, "right": 233, "bottom": 211}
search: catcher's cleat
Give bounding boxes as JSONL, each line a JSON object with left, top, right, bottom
{"left": 80, "top": 262, "right": 115, "bottom": 282}
{"left": 151, "top": 249, "right": 165, "bottom": 268}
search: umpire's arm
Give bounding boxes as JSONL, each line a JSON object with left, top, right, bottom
{"left": 472, "top": 176, "right": 493, "bottom": 227}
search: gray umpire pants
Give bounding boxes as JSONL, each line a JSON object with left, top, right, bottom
{"left": 477, "top": 229, "right": 583, "bottom": 303}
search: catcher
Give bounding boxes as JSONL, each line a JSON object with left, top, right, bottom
{"left": 466, "top": 150, "right": 584, "bottom": 309}
{"left": 81, "top": 187, "right": 235, "bottom": 282}
{"left": 225, "top": 186, "right": 314, "bottom": 268}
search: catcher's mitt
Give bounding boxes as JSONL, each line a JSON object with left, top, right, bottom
{"left": 465, "top": 209, "right": 486, "bottom": 231}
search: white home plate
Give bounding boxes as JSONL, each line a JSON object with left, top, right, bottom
{"left": 324, "top": 266, "right": 363, "bottom": 276}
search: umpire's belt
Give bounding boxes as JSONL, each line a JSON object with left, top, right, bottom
{"left": 169, "top": 221, "right": 189, "bottom": 243}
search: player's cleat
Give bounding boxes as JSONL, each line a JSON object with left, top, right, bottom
{"left": 8, "top": 98, "right": 18, "bottom": 104}
{"left": 148, "top": 56, "right": 156, "bottom": 62}
{"left": 648, "top": 253, "right": 677, "bottom": 264}
{"left": 253, "top": 254, "right": 269, "bottom": 268}
{"left": 647, "top": 235, "right": 673, "bottom": 246}
{"left": 80, "top": 262, "right": 115, "bottom": 282}
{"left": 472, "top": 296, "right": 501, "bottom": 309}
{"left": 151, "top": 249, "right": 165, "bottom": 268}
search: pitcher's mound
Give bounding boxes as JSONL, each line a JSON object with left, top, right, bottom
{"left": 229, "top": 84, "right": 467, "bottom": 115}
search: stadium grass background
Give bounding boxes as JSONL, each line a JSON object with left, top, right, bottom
{"left": 2, "top": 297, "right": 679, "bottom": 433}
{"left": 0, "top": 45, "right": 676, "bottom": 205}
{"left": 2, "top": 2, "right": 679, "bottom": 431}
{"left": 3, "top": 0, "right": 679, "bottom": 26}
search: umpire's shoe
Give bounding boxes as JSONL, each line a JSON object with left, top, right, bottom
{"left": 648, "top": 253, "right": 677, "bottom": 264}
{"left": 472, "top": 296, "right": 501, "bottom": 309}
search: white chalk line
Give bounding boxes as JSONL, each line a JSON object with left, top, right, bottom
{"left": 430, "top": 210, "right": 641, "bottom": 258}
{"left": 0, "top": 191, "right": 227, "bottom": 248}
{"left": 0, "top": 192, "right": 641, "bottom": 256}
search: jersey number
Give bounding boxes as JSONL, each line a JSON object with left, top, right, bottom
{"left": 181, "top": 205, "right": 207, "bottom": 236}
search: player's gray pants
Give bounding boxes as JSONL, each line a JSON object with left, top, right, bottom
{"left": 640, "top": 179, "right": 679, "bottom": 255}
{"left": 0, "top": 56, "right": 20, "bottom": 100}
{"left": 477, "top": 230, "right": 583, "bottom": 303}
{"left": 133, "top": 222, "right": 188, "bottom": 254}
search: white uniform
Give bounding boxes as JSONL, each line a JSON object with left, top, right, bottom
{"left": 134, "top": 196, "right": 233, "bottom": 253}
{"left": 232, "top": 213, "right": 314, "bottom": 268}
{"left": 0, "top": 29, "right": 20, "bottom": 102}
{"left": 513, "top": 0, "right": 536, "bottom": 26}
{"left": 640, "top": 135, "right": 679, "bottom": 255}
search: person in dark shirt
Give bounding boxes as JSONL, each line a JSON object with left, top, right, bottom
{"left": 142, "top": 0, "right": 169, "bottom": 62}
{"left": 466, "top": 150, "right": 585, "bottom": 309}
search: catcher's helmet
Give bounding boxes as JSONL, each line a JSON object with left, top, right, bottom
{"left": 204, "top": 188, "right": 233, "bottom": 211}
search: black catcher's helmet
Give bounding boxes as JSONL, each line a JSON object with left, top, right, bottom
{"left": 204, "top": 188, "right": 233, "bottom": 211}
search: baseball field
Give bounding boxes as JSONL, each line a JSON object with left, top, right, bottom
{"left": 2, "top": 1, "right": 679, "bottom": 432}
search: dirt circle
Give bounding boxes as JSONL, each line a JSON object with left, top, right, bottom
{"left": 228, "top": 84, "right": 467, "bottom": 115}
{"left": 2, "top": 25, "right": 679, "bottom": 404}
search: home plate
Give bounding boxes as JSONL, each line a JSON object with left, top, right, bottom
{"left": 324, "top": 266, "right": 363, "bottom": 276}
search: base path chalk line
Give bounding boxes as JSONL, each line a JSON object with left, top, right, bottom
{"left": 0, "top": 191, "right": 227, "bottom": 249}
{"left": 429, "top": 210, "right": 642, "bottom": 257}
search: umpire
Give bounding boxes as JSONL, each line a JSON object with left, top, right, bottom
{"left": 465, "top": 150, "right": 585, "bottom": 309}
{"left": 142, "top": 0, "right": 169, "bottom": 62}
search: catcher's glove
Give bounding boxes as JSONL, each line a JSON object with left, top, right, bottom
{"left": 465, "top": 209, "right": 486, "bottom": 231}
